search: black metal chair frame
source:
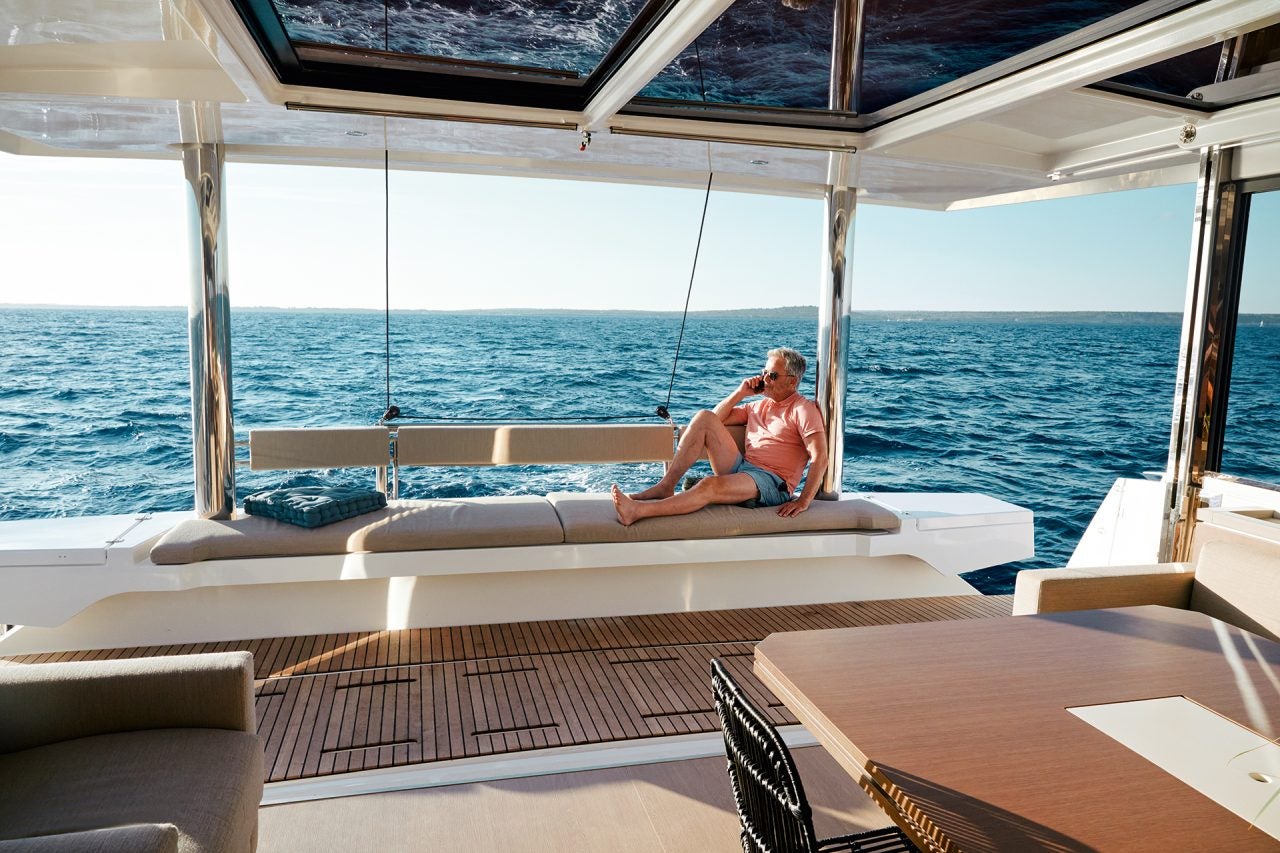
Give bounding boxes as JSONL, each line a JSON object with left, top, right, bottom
{"left": 709, "top": 658, "right": 916, "bottom": 853}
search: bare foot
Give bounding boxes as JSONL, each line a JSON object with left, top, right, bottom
{"left": 628, "top": 483, "right": 675, "bottom": 501}
{"left": 611, "top": 484, "right": 643, "bottom": 526}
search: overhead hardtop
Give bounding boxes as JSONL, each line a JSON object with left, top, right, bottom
{"left": 2, "top": 1, "right": 1278, "bottom": 206}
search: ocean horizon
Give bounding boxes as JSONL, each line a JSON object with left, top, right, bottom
{"left": 3, "top": 305, "right": 1278, "bottom": 594}
{"left": 15, "top": 303, "right": 1280, "bottom": 324}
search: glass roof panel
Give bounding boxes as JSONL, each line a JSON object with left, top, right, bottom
{"left": 271, "top": 0, "right": 650, "bottom": 77}
{"left": 638, "top": 0, "right": 834, "bottom": 110}
{"left": 1104, "top": 43, "right": 1223, "bottom": 99}
{"left": 858, "top": 0, "right": 1150, "bottom": 115}
{"left": 274, "top": 0, "right": 385, "bottom": 51}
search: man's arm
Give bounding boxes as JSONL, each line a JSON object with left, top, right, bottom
{"left": 778, "top": 429, "right": 828, "bottom": 517}
{"left": 714, "top": 378, "right": 757, "bottom": 424}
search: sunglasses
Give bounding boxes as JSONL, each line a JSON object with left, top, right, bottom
{"left": 761, "top": 370, "right": 792, "bottom": 381}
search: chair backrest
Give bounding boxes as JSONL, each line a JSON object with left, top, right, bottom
{"left": 710, "top": 658, "right": 821, "bottom": 853}
{"left": 1188, "top": 537, "right": 1280, "bottom": 641}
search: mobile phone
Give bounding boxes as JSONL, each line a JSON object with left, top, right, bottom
{"left": 751, "top": 377, "right": 765, "bottom": 393}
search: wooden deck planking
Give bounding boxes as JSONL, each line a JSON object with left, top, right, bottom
{"left": 5, "top": 595, "right": 1012, "bottom": 783}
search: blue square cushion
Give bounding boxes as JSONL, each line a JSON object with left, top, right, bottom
{"left": 243, "top": 486, "right": 387, "bottom": 528}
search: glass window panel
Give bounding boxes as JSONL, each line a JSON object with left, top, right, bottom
{"left": 1104, "top": 43, "right": 1222, "bottom": 99}
{"left": 271, "top": 0, "right": 649, "bottom": 76}
{"left": 1220, "top": 190, "right": 1280, "bottom": 483}
{"left": 273, "top": 0, "right": 386, "bottom": 51}
{"left": 639, "top": 0, "right": 834, "bottom": 110}
{"left": 859, "top": 0, "right": 1148, "bottom": 115}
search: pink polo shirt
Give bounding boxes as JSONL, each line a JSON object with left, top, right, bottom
{"left": 742, "top": 392, "right": 824, "bottom": 493}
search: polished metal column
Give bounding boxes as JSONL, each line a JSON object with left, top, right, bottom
{"left": 816, "top": 174, "right": 856, "bottom": 499}
{"left": 1160, "top": 145, "right": 1243, "bottom": 561}
{"left": 814, "top": 0, "right": 861, "bottom": 499}
{"left": 183, "top": 139, "right": 235, "bottom": 519}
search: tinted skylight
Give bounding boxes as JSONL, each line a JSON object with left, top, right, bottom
{"left": 1104, "top": 43, "right": 1223, "bottom": 100}
{"left": 272, "top": 0, "right": 649, "bottom": 77}
{"left": 243, "top": 0, "right": 1209, "bottom": 120}
{"left": 640, "top": 0, "right": 834, "bottom": 110}
{"left": 858, "top": 0, "right": 1150, "bottom": 114}
{"left": 639, "top": 0, "right": 1160, "bottom": 115}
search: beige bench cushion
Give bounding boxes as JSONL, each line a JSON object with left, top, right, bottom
{"left": 1189, "top": 538, "right": 1280, "bottom": 641}
{"left": 150, "top": 497, "right": 564, "bottom": 565}
{"left": 549, "top": 492, "right": 900, "bottom": 544}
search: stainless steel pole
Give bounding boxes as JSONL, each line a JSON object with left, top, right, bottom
{"left": 1160, "top": 144, "right": 1242, "bottom": 562}
{"left": 816, "top": 176, "right": 856, "bottom": 499}
{"left": 815, "top": 0, "right": 860, "bottom": 499}
{"left": 182, "top": 138, "right": 235, "bottom": 519}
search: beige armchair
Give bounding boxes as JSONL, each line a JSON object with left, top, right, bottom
{"left": 1013, "top": 538, "right": 1280, "bottom": 641}
{"left": 0, "top": 652, "right": 263, "bottom": 853}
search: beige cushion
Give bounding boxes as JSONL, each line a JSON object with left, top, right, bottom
{"left": 350, "top": 497, "right": 564, "bottom": 551}
{"left": 1012, "top": 564, "right": 1195, "bottom": 616}
{"left": 0, "top": 825, "right": 179, "bottom": 853}
{"left": 0, "top": 653, "right": 256, "bottom": 754}
{"left": 549, "top": 492, "right": 899, "bottom": 544}
{"left": 395, "top": 424, "right": 675, "bottom": 466}
{"left": 150, "top": 497, "right": 564, "bottom": 565}
{"left": 1189, "top": 539, "right": 1280, "bottom": 641}
{"left": 249, "top": 426, "right": 389, "bottom": 471}
{"left": 0, "top": 729, "right": 261, "bottom": 853}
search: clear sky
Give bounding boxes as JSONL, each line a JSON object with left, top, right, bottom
{"left": 1, "top": 149, "right": 1274, "bottom": 313}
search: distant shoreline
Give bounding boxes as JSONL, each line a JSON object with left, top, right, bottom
{"left": 5, "top": 303, "right": 1280, "bottom": 325}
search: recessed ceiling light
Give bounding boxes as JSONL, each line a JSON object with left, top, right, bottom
{"left": 750, "top": 159, "right": 769, "bottom": 166}
{"left": 346, "top": 130, "right": 368, "bottom": 137}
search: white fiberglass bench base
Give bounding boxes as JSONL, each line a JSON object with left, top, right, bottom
{"left": 0, "top": 493, "right": 1032, "bottom": 655}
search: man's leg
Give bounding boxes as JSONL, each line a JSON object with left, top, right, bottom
{"left": 629, "top": 409, "right": 743, "bottom": 500}
{"left": 613, "top": 472, "right": 758, "bottom": 526}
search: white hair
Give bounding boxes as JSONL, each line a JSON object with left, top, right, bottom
{"left": 768, "top": 347, "right": 806, "bottom": 382}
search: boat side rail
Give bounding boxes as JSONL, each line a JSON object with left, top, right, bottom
{"left": 240, "top": 423, "right": 745, "bottom": 499}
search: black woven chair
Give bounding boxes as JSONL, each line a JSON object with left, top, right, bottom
{"left": 710, "top": 659, "right": 917, "bottom": 853}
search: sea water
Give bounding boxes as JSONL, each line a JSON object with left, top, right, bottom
{"left": 3, "top": 307, "right": 1279, "bottom": 593}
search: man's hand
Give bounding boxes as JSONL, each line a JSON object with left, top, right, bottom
{"left": 777, "top": 496, "right": 811, "bottom": 517}
{"left": 737, "top": 376, "right": 763, "bottom": 397}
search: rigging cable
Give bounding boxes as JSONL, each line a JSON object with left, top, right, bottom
{"left": 657, "top": 39, "right": 713, "bottom": 424}
{"left": 381, "top": 138, "right": 399, "bottom": 421}
{"left": 379, "top": 6, "right": 399, "bottom": 423}
{"left": 378, "top": 27, "right": 710, "bottom": 426}
{"left": 384, "top": 148, "right": 395, "bottom": 420}
{"left": 658, "top": 170, "right": 714, "bottom": 423}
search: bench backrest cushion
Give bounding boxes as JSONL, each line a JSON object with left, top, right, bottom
{"left": 150, "top": 497, "right": 563, "bottom": 565}
{"left": 549, "top": 493, "right": 900, "bottom": 544}
{"left": 395, "top": 424, "right": 675, "bottom": 466}
{"left": 1189, "top": 538, "right": 1280, "bottom": 641}
{"left": 249, "top": 427, "right": 390, "bottom": 471}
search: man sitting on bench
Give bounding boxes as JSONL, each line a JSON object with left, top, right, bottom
{"left": 612, "top": 347, "right": 828, "bottom": 526}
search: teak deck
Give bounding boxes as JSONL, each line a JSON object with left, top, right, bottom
{"left": 8, "top": 595, "right": 1012, "bottom": 783}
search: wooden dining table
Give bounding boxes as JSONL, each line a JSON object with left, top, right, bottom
{"left": 753, "top": 605, "right": 1280, "bottom": 852}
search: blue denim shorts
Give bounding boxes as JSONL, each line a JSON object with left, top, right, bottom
{"left": 730, "top": 456, "right": 791, "bottom": 508}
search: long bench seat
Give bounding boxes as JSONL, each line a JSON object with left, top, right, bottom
{"left": 150, "top": 493, "right": 902, "bottom": 565}
{"left": 0, "top": 492, "right": 1031, "bottom": 648}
